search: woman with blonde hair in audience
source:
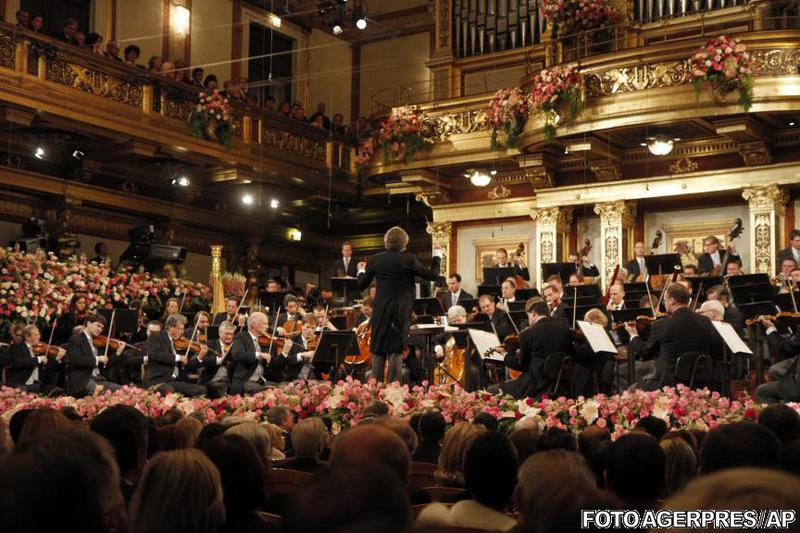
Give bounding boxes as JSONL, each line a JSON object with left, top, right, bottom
{"left": 129, "top": 448, "right": 225, "bottom": 533}
{"left": 434, "top": 422, "right": 486, "bottom": 487}
{"left": 225, "top": 421, "right": 273, "bottom": 466}
{"left": 17, "top": 408, "right": 74, "bottom": 443}
{"left": 262, "top": 422, "right": 287, "bottom": 460}
{"left": 660, "top": 434, "right": 697, "bottom": 498}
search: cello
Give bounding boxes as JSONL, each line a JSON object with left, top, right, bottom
{"left": 710, "top": 218, "right": 744, "bottom": 277}
{"left": 345, "top": 319, "right": 372, "bottom": 367}
{"left": 513, "top": 242, "right": 530, "bottom": 289}
{"left": 433, "top": 336, "right": 466, "bottom": 386}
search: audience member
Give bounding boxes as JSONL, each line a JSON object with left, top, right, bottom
{"left": 291, "top": 102, "right": 306, "bottom": 121}
{"left": 264, "top": 94, "right": 276, "bottom": 111}
{"left": 129, "top": 448, "right": 225, "bottom": 533}
{"left": 204, "top": 74, "right": 219, "bottom": 91}
{"left": 758, "top": 403, "right": 800, "bottom": 445}
{"left": 15, "top": 9, "right": 29, "bottom": 31}
{"left": 536, "top": 427, "right": 577, "bottom": 452}
{"left": 225, "top": 421, "right": 273, "bottom": 466}
{"left": 332, "top": 112, "right": 347, "bottom": 135}
{"left": 148, "top": 55, "right": 163, "bottom": 73}
{"left": 124, "top": 44, "right": 141, "bottom": 66}
{"left": 412, "top": 409, "right": 446, "bottom": 463}
{"left": 8, "top": 408, "right": 33, "bottom": 444}
{"left": 105, "top": 40, "right": 121, "bottom": 61}
{"left": 510, "top": 426, "right": 540, "bottom": 464}
{"left": 173, "top": 58, "right": 188, "bottom": 82}
{"left": 0, "top": 430, "right": 126, "bottom": 533}
{"left": 700, "top": 422, "right": 781, "bottom": 474}
{"left": 278, "top": 101, "right": 291, "bottom": 116}
{"left": 634, "top": 415, "right": 668, "bottom": 441}
{"left": 779, "top": 439, "right": 800, "bottom": 477}
{"left": 473, "top": 411, "right": 500, "bottom": 431}
{"left": 17, "top": 407, "right": 73, "bottom": 443}
{"left": 29, "top": 13, "right": 44, "bottom": 33}
{"left": 660, "top": 436, "right": 697, "bottom": 498}
{"left": 363, "top": 400, "right": 390, "bottom": 419}
{"left": 275, "top": 417, "right": 327, "bottom": 474}
{"left": 86, "top": 32, "right": 103, "bottom": 53}
{"left": 418, "top": 431, "right": 518, "bottom": 531}
{"left": 266, "top": 406, "right": 294, "bottom": 455}
{"left": 191, "top": 67, "right": 205, "bottom": 86}
{"left": 54, "top": 17, "right": 79, "bottom": 43}
{"left": 202, "top": 434, "right": 272, "bottom": 533}
{"left": 605, "top": 432, "right": 665, "bottom": 510}
{"left": 195, "top": 422, "right": 227, "bottom": 449}
{"left": 375, "top": 416, "right": 419, "bottom": 455}
{"left": 73, "top": 31, "right": 86, "bottom": 47}
{"left": 90, "top": 405, "right": 149, "bottom": 505}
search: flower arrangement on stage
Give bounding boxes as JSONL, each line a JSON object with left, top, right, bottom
{"left": 0, "top": 249, "right": 210, "bottom": 338}
{"left": 190, "top": 90, "right": 233, "bottom": 148}
{"left": 689, "top": 35, "right": 754, "bottom": 112}
{"left": 529, "top": 65, "right": 583, "bottom": 140}
{"left": 485, "top": 87, "right": 532, "bottom": 150}
{"left": 378, "top": 107, "right": 427, "bottom": 164}
{"left": 540, "top": 0, "right": 614, "bottom": 35}
{"left": 0, "top": 381, "right": 781, "bottom": 440}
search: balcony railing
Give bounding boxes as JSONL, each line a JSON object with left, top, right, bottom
{"left": 0, "top": 23, "right": 355, "bottom": 177}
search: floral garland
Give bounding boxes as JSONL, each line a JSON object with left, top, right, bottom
{"left": 540, "top": 0, "right": 613, "bottom": 35}
{"left": 0, "top": 381, "right": 783, "bottom": 440}
{"left": 485, "top": 87, "right": 532, "bottom": 150}
{"left": 354, "top": 137, "right": 375, "bottom": 171}
{"left": 0, "top": 249, "right": 210, "bottom": 338}
{"left": 190, "top": 90, "right": 234, "bottom": 148}
{"left": 689, "top": 35, "right": 754, "bottom": 112}
{"left": 378, "top": 107, "right": 427, "bottom": 164}
{"left": 529, "top": 65, "right": 583, "bottom": 140}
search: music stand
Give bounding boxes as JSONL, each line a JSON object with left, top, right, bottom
{"left": 313, "top": 331, "right": 359, "bottom": 381}
{"left": 414, "top": 297, "right": 445, "bottom": 317}
{"left": 773, "top": 293, "right": 799, "bottom": 313}
{"left": 331, "top": 277, "right": 360, "bottom": 304}
{"left": 623, "top": 282, "right": 648, "bottom": 293}
{"left": 509, "top": 310, "right": 528, "bottom": 331}
{"left": 98, "top": 308, "right": 139, "bottom": 335}
{"left": 507, "top": 301, "right": 526, "bottom": 312}
{"left": 515, "top": 288, "right": 541, "bottom": 300}
{"left": 644, "top": 254, "right": 683, "bottom": 277}
{"left": 541, "top": 262, "right": 577, "bottom": 285}
{"left": 729, "top": 281, "right": 773, "bottom": 306}
{"left": 727, "top": 273, "right": 770, "bottom": 288}
{"left": 457, "top": 298, "right": 479, "bottom": 312}
{"left": 483, "top": 267, "right": 516, "bottom": 286}
{"left": 458, "top": 321, "right": 492, "bottom": 331}
{"left": 206, "top": 325, "right": 220, "bottom": 341}
{"left": 610, "top": 307, "right": 654, "bottom": 324}
{"left": 563, "top": 284, "right": 603, "bottom": 302}
{"left": 477, "top": 285, "right": 501, "bottom": 298}
{"left": 261, "top": 292, "right": 289, "bottom": 314}
{"left": 414, "top": 314, "right": 435, "bottom": 325}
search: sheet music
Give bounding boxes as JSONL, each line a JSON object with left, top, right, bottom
{"left": 468, "top": 328, "right": 504, "bottom": 362}
{"left": 577, "top": 321, "right": 617, "bottom": 354}
{"left": 712, "top": 321, "right": 753, "bottom": 355}
{"left": 411, "top": 323, "right": 457, "bottom": 331}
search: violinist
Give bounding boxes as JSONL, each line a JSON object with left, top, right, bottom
{"left": 754, "top": 313, "right": 800, "bottom": 404}
{"left": 198, "top": 320, "right": 236, "bottom": 398}
{"left": 186, "top": 311, "right": 211, "bottom": 340}
{"left": 230, "top": 311, "right": 280, "bottom": 394}
{"left": 7, "top": 325, "right": 65, "bottom": 395}
{"left": 212, "top": 296, "right": 247, "bottom": 329}
{"left": 492, "top": 299, "right": 574, "bottom": 399}
{"left": 706, "top": 285, "right": 745, "bottom": 335}
{"left": 545, "top": 274, "right": 565, "bottom": 299}
{"left": 479, "top": 294, "right": 512, "bottom": 342}
{"left": 567, "top": 273, "right": 584, "bottom": 287}
{"left": 568, "top": 251, "right": 599, "bottom": 277}
{"left": 123, "top": 320, "right": 161, "bottom": 385}
{"left": 143, "top": 314, "right": 207, "bottom": 397}
{"left": 54, "top": 293, "right": 88, "bottom": 344}
{"left": 625, "top": 241, "right": 648, "bottom": 280}
{"left": 543, "top": 284, "right": 568, "bottom": 324}
{"left": 606, "top": 282, "right": 626, "bottom": 311}
{"left": 698, "top": 236, "right": 741, "bottom": 275}
{"left": 312, "top": 305, "right": 337, "bottom": 332}
{"left": 495, "top": 248, "right": 530, "bottom": 281}
{"left": 725, "top": 262, "right": 744, "bottom": 277}
{"left": 280, "top": 314, "right": 318, "bottom": 381}
{"left": 277, "top": 295, "right": 303, "bottom": 337}
{"left": 432, "top": 305, "right": 482, "bottom": 390}
{"left": 776, "top": 229, "right": 800, "bottom": 272}
{"left": 159, "top": 297, "right": 180, "bottom": 321}
{"left": 696, "top": 300, "right": 725, "bottom": 322}
{"left": 624, "top": 284, "right": 723, "bottom": 391}
{"left": 574, "top": 308, "right": 616, "bottom": 396}
{"left": 65, "top": 314, "right": 124, "bottom": 397}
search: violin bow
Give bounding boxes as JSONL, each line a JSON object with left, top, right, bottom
{"left": 104, "top": 308, "right": 116, "bottom": 357}
{"left": 234, "top": 288, "right": 249, "bottom": 326}
{"left": 185, "top": 318, "right": 200, "bottom": 359}
{"left": 45, "top": 315, "right": 58, "bottom": 358}
{"left": 178, "top": 291, "right": 187, "bottom": 313}
{"left": 267, "top": 305, "right": 281, "bottom": 355}
{"left": 571, "top": 286, "right": 578, "bottom": 329}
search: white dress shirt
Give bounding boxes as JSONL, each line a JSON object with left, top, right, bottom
{"left": 24, "top": 343, "right": 46, "bottom": 385}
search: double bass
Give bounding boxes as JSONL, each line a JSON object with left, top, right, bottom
{"left": 513, "top": 242, "right": 530, "bottom": 289}
{"left": 637, "top": 230, "right": 663, "bottom": 283}
{"left": 710, "top": 218, "right": 744, "bottom": 277}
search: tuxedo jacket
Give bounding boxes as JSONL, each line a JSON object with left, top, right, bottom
{"left": 778, "top": 247, "right": 800, "bottom": 271}
{"left": 697, "top": 248, "right": 741, "bottom": 275}
{"left": 282, "top": 337, "right": 314, "bottom": 381}
{"left": 7, "top": 342, "right": 44, "bottom": 387}
{"left": 229, "top": 331, "right": 283, "bottom": 393}
{"left": 490, "top": 311, "right": 513, "bottom": 343}
{"left": 144, "top": 330, "right": 201, "bottom": 387}
{"left": 441, "top": 289, "right": 474, "bottom": 311}
{"left": 65, "top": 332, "right": 100, "bottom": 396}
{"left": 333, "top": 257, "right": 358, "bottom": 278}
{"left": 624, "top": 257, "right": 648, "bottom": 278}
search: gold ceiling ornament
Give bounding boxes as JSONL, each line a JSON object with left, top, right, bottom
{"left": 742, "top": 184, "right": 788, "bottom": 214}
{"left": 594, "top": 200, "right": 637, "bottom": 227}
{"left": 425, "top": 220, "right": 453, "bottom": 241}
{"left": 738, "top": 141, "right": 773, "bottom": 167}
{"left": 668, "top": 158, "right": 699, "bottom": 175}
{"left": 415, "top": 189, "right": 450, "bottom": 207}
{"left": 590, "top": 161, "right": 622, "bottom": 182}
{"left": 530, "top": 206, "right": 574, "bottom": 229}
{"left": 487, "top": 185, "right": 512, "bottom": 200}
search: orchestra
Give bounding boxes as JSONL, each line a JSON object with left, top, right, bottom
{"left": 4, "top": 226, "right": 800, "bottom": 406}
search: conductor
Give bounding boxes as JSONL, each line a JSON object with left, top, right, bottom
{"left": 356, "top": 226, "right": 443, "bottom": 383}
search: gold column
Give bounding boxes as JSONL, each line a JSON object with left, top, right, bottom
{"left": 593, "top": 201, "right": 637, "bottom": 290}
{"left": 530, "top": 206, "right": 573, "bottom": 288}
{"left": 742, "top": 184, "right": 788, "bottom": 275}
{"left": 426, "top": 0, "right": 458, "bottom": 100}
{"left": 426, "top": 220, "right": 453, "bottom": 279}
{"left": 210, "top": 245, "right": 224, "bottom": 315}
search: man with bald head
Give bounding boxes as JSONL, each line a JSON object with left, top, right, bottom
{"left": 230, "top": 311, "right": 282, "bottom": 394}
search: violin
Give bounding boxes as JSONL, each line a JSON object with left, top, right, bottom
{"left": 282, "top": 317, "right": 303, "bottom": 338}
{"left": 745, "top": 312, "right": 800, "bottom": 328}
{"left": 33, "top": 343, "right": 62, "bottom": 358}
{"left": 306, "top": 332, "right": 319, "bottom": 351}
{"left": 92, "top": 335, "right": 138, "bottom": 353}
{"left": 257, "top": 333, "right": 286, "bottom": 352}
{"left": 504, "top": 334, "right": 523, "bottom": 380}
{"left": 173, "top": 336, "right": 218, "bottom": 356}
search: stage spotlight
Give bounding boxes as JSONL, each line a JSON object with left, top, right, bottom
{"left": 34, "top": 146, "right": 45, "bottom": 159}
{"left": 270, "top": 198, "right": 280, "bottom": 209}
{"left": 356, "top": 17, "right": 367, "bottom": 30}
{"left": 332, "top": 23, "right": 343, "bottom": 35}
{"left": 242, "top": 193, "right": 254, "bottom": 205}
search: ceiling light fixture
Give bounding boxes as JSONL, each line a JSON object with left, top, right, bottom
{"left": 270, "top": 198, "right": 280, "bottom": 209}
{"left": 268, "top": 13, "right": 281, "bottom": 28}
{"left": 465, "top": 168, "right": 496, "bottom": 187}
{"left": 71, "top": 150, "right": 85, "bottom": 160}
{"left": 355, "top": 17, "right": 367, "bottom": 30}
{"left": 172, "top": 176, "right": 190, "bottom": 187}
{"left": 646, "top": 134, "right": 676, "bottom": 156}
{"left": 289, "top": 228, "right": 302, "bottom": 241}
{"left": 790, "top": 122, "right": 796, "bottom": 127}
{"left": 242, "top": 193, "right": 254, "bottom": 205}
{"left": 172, "top": 5, "right": 191, "bottom": 36}
{"left": 332, "top": 23, "right": 343, "bottom": 35}
{"left": 34, "top": 147, "right": 45, "bottom": 160}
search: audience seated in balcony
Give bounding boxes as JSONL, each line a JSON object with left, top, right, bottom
{"left": 173, "top": 59, "right": 188, "bottom": 83}
{"left": 86, "top": 33, "right": 103, "bottom": 54}
{"left": 204, "top": 75, "right": 219, "bottom": 92}
{"left": 291, "top": 102, "right": 306, "bottom": 121}
{"left": 278, "top": 101, "right": 291, "bottom": 117}
{"left": 72, "top": 31, "right": 86, "bottom": 48}
{"left": 264, "top": 95, "right": 276, "bottom": 111}
{"left": 332, "top": 113, "right": 347, "bottom": 135}
{"left": 15, "top": 10, "right": 29, "bottom": 31}
{"left": 148, "top": 55, "right": 163, "bottom": 74}
{"left": 29, "top": 13, "right": 43, "bottom": 33}
{"left": 308, "top": 102, "right": 330, "bottom": 129}
{"left": 105, "top": 40, "right": 121, "bottom": 61}
{"left": 53, "top": 17, "right": 78, "bottom": 43}
{"left": 191, "top": 67, "right": 204, "bottom": 87}
{"left": 124, "top": 45, "right": 141, "bottom": 67}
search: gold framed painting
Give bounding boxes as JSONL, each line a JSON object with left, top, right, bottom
{"left": 472, "top": 235, "right": 530, "bottom": 282}
{"left": 659, "top": 221, "right": 733, "bottom": 267}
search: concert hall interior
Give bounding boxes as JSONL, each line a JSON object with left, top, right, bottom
{"left": 2, "top": 1, "right": 800, "bottom": 532}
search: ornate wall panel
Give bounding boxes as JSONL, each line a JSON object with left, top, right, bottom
{"left": 45, "top": 58, "right": 143, "bottom": 107}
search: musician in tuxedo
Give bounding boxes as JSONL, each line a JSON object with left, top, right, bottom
{"left": 333, "top": 241, "right": 359, "bottom": 278}
{"left": 606, "top": 282, "right": 626, "bottom": 311}
{"left": 697, "top": 235, "right": 741, "bottom": 275}
{"left": 625, "top": 284, "right": 723, "bottom": 391}
{"left": 197, "top": 320, "right": 236, "bottom": 398}
{"left": 543, "top": 284, "right": 569, "bottom": 323}
{"left": 499, "top": 279, "right": 518, "bottom": 307}
{"left": 573, "top": 309, "right": 616, "bottom": 396}
{"left": 230, "top": 311, "right": 283, "bottom": 394}
{"left": 706, "top": 285, "right": 745, "bottom": 335}
{"left": 755, "top": 313, "right": 800, "bottom": 403}
{"left": 65, "top": 314, "right": 124, "bottom": 397}
{"left": 493, "top": 299, "right": 575, "bottom": 399}
{"left": 277, "top": 295, "right": 303, "bottom": 332}
{"left": 569, "top": 251, "right": 600, "bottom": 278}
{"left": 356, "top": 226, "right": 442, "bottom": 383}
{"left": 440, "top": 273, "right": 473, "bottom": 311}
{"left": 479, "top": 294, "right": 512, "bottom": 342}
{"left": 495, "top": 247, "right": 530, "bottom": 281}
{"left": 280, "top": 315, "right": 318, "bottom": 381}
{"left": 311, "top": 305, "right": 337, "bottom": 332}
{"left": 7, "top": 325, "right": 65, "bottom": 394}
{"left": 212, "top": 297, "right": 246, "bottom": 329}
{"left": 625, "top": 241, "right": 648, "bottom": 279}
{"left": 122, "top": 320, "right": 160, "bottom": 385}
{"left": 143, "top": 314, "right": 207, "bottom": 396}
{"left": 185, "top": 311, "right": 211, "bottom": 339}
{"left": 777, "top": 229, "right": 800, "bottom": 274}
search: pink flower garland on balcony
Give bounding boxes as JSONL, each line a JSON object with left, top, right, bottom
{"left": 529, "top": 65, "right": 583, "bottom": 140}
{"left": 689, "top": 35, "right": 754, "bottom": 112}
{"left": 378, "top": 107, "right": 427, "bottom": 164}
{"left": 485, "top": 87, "right": 532, "bottom": 150}
{"left": 191, "top": 90, "right": 234, "bottom": 148}
{"left": 540, "top": 0, "right": 614, "bottom": 35}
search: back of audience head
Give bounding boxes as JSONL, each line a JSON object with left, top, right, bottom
{"left": 536, "top": 427, "right": 577, "bottom": 452}
{"left": 473, "top": 411, "right": 499, "bottom": 431}
{"left": 363, "top": 400, "right": 390, "bottom": 419}
{"left": 375, "top": 416, "right": 419, "bottom": 454}
{"left": 195, "top": 422, "right": 227, "bottom": 450}
{"left": 634, "top": 415, "right": 668, "bottom": 441}
{"left": 700, "top": 422, "right": 781, "bottom": 474}
{"left": 418, "top": 409, "right": 446, "bottom": 443}
{"left": 129, "top": 448, "right": 225, "bottom": 533}
{"left": 224, "top": 421, "right": 272, "bottom": 465}
{"left": 90, "top": 405, "right": 149, "bottom": 482}
{"left": 9, "top": 408, "right": 33, "bottom": 444}
{"left": 0, "top": 429, "right": 126, "bottom": 533}
{"left": 435, "top": 421, "right": 487, "bottom": 486}
{"left": 605, "top": 432, "right": 665, "bottom": 508}
{"left": 283, "top": 461, "right": 410, "bottom": 533}
{"left": 511, "top": 427, "right": 540, "bottom": 464}
{"left": 18, "top": 407, "right": 73, "bottom": 443}
{"left": 660, "top": 436, "right": 697, "bottom": 498}
{"left": 292, "top": 417, "right": 328, "bottom": 460}
{"left": 202, "top": 434, "right": 266, "bottom": 526}
{"left": 332, "top": 424, "right": 410, "bottom": 483}
{"left": 464, "top": 431, "right": 518, "bottom": 511}
{"left": 758, "top": 404, "right": 800, "bottom": 446}
{"left": 266, "top": 405, "right": 294, "bottom": 430}
{"left": 578, "top": 425, "right": 611, "bottom": 453}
